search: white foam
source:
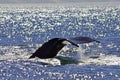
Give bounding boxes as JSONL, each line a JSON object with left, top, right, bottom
{"left": 78, "top": 55, "right": 120, "bottom": 65}
{"left": 77, "top": 46, "right": 86, "bottom": 60}
{"left": 0, "top": 46, "right": 120, "bottom": 66}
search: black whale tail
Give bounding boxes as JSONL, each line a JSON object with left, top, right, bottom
{"left": 29, "top": 54, "right": 35, "bottom": 59}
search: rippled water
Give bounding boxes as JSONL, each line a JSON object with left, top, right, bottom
{"left": 0, "top": 3, "right": 120, "bottom": 80}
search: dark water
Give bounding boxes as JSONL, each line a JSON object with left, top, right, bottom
{"left": 0, "top": 3, "right": 120, "bottom": 80}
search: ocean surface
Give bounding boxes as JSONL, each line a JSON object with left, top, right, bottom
{"left": 0, "top": 2, "right": 120, "bottom": 80}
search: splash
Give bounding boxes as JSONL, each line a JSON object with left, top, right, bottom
{"left": 76, "top": 45, "right": 87, "bottom": 60}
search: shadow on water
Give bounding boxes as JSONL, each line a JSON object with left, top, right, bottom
{"left": 55, "top": 56, "right": 100, "bottom": 65}
{"left": 55, "top": 56, "right": 80, "bottom": 65}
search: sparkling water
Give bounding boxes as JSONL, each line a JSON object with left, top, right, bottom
{"left": 0, "top": 2, "right": 120, "bottom": 80}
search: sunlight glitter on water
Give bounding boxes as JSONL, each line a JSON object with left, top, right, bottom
{"left": 0, "top": 3, "right": 120, "bottom": 80}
